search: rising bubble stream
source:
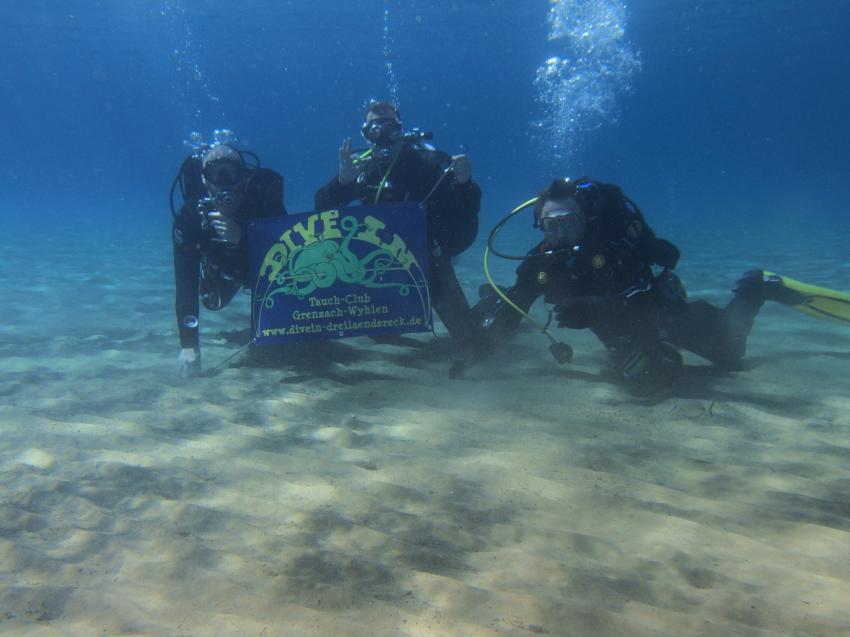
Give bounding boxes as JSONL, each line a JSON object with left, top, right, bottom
{"left": 533, "top": 0, "right": 641, "bottom": 162}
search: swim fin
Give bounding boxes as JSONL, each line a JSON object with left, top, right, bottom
{"left": 762, "top": 271, "right": 850, "bottom": 326}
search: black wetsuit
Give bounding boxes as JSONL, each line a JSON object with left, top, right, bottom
{"left": 480, "top": 180, "right": 763, "bottom": 371}
{"left": 172, "top": 158, "right": 285, "bottom": 349}
{"left": 314, "top": 143, "right": 487, "bottom": 353}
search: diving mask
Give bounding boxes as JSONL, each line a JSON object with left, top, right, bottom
{"left": 541, "top": 206, "right": 586, "bottom": 248}
{"left": 202, "top": 158, "right": 245, "bottom": 187}
{"left": 200, "top": 157, "right": 246, "bottom": 215}
{"left": 361, "top": 117, "right": 403, "bottom": 147}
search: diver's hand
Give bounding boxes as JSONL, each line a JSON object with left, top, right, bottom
{"left": 554, "top": 296, "right": 617, "bottom": 329}
{"left": 450, "top": 154, "right": 471, "bottom": 184}
{"left": 207, "top": 211, "right": 242, "bottom": 245}
{"left": 177, "top": 348, "right": 201, "bottom": 379}
{"left": 555, "top": 298, "right": 593, "bottom": 329}
{"left": 338, "top": 138, "right": 358, "bottom": 185}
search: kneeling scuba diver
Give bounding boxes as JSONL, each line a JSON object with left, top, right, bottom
{"left": 476, "top": 177, "right": 689, "bottom": 381}
{"left": 478, "top": 177, "right": 850, "bottom": 382}
{"left": 170, "top": 131, "right": 286, "bottom": 378}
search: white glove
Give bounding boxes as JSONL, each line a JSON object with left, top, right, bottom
{"left": 338, "top": 138, "right": 359, "bottom": 185}
{"left": 207, "top": 211, "right": 243, "bottom": 244}
{"left": 450, "top": 154, "right": 471, "bottom": 184}
{"left": 177, "top": 348, "right": 201, "bottom": 378}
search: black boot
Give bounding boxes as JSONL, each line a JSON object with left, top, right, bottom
{"left": 734, "top": 270, "right": 806, "bottom": 306}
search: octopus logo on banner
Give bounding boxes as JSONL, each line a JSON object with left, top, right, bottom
{"left": 249, "top": 203, "right": 432, "bottom": 345}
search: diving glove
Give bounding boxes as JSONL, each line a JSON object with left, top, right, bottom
{"left": 554, "top": 296, "right": 618, "bottom": 329}
{"left": 177, "top": 348, "right": 202, "bottom": 379}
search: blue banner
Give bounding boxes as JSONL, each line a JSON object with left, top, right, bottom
{"left": 248, "top": 203, "right": 432, "bottom": 345}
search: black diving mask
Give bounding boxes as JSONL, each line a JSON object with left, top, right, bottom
{"left": 361, "top": 117, "right": 403, "bottom": 147}
{"left": 202, "top": 158, "right": 245, "bottom": 187}
{"left": 541, "top": 208, "right": 586, "bottom": 248}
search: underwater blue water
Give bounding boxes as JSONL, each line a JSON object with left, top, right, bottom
{"left": 2, "top": 0, "right": 849, "bottom": 245}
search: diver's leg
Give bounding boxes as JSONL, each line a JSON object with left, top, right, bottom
{"left": 430, "top": 256, "right": 492, "bottom": 357}
{"left": 591, "top": 306, "right": 683, "bottom": 380}
{"left": 667, "top": 296, "right": 762, "bottom": 367}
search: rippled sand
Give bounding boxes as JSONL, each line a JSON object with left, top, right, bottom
{"left": 1, "top": 220, "right": 849, "bottom": 636}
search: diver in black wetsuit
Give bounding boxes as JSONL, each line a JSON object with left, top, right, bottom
{"left": 314, "top": 100, "right": 490, "bottom": 369}
{"left": 476, "top": 177, "right": 781, "bottom": 382}
{"left": 171, "top": 142, "right": 286, "bottom": 377}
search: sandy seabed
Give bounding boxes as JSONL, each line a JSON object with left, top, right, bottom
{"left": 1, "top": 223, "right": 850, "bottom": 636}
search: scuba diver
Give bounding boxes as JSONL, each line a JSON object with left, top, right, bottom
{"left": 314, "top": 100, "right": 491, "bottom": 372}
{"left": 171, "top": 133, "right": 286, "bottom": 378}
{"left": 475, "top": 177, "right": 850, "bottom": 383}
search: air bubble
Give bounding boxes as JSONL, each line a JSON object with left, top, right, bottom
{"left": 534, "top": 0, "right": 641, "bottom": 161}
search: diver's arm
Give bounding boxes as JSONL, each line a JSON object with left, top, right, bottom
{"left": 314, "top": 139, "right": 366, "bottom": 210}
{"left": 449, "top": 154, "right": 471, "bottom": 184}
{"left": 554, "top": 296, "right": 623, "bottom": 329}
{"left": 454, "top": 181, "right": 481, "bottom": 216}
{"left": 423, "top": 151, "right": 482, "bottom": 257}
{"left": 220, "top": 170, "right": 284, "bottom": 254}
{"left": 651, "top": 237, "right": 680, "bottom": 269}
{"left": 427, "top": 184, "right": 481, "bottom": 257}
{"left": 631, "top": 218, "right": 674, "bottom": 269}
{"left": 496, "top": 280, "right": 542, "bottom": 333}
{"left": 619, "top": 194, "right": 680, "bottom": 269}
{"left": 314, "top": 174, "right": 362, "bottom": 211}
{"left": 337, "top": 138, "right": 359, "bottom": 185}
{"left": 474, "top": 257, "right": 544, "bottom": 336}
